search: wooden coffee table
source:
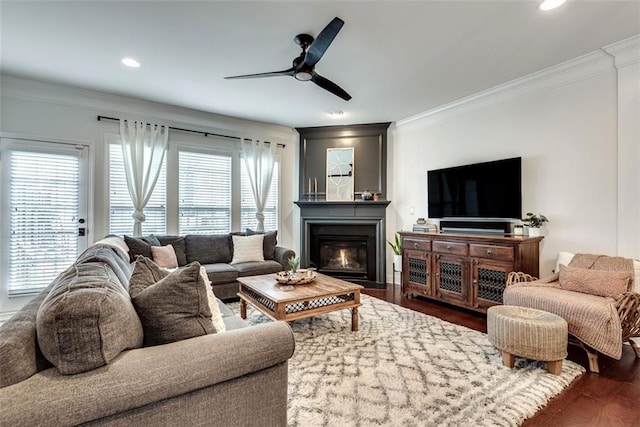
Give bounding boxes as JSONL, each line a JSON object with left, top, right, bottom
{"left": 237, "top": 273, "right": 363, "bottom": 331}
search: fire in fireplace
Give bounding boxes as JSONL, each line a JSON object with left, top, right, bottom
{"left": 319, "top": 238, "right": 367, "bottom": 274}
{"left": 309, "top": 224, "right": 376, "bottom": 283}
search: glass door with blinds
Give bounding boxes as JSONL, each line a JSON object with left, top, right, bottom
{"left": 0, "top": 138, "right": 89, "bottom": 305}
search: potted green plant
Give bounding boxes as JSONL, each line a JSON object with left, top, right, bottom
{"left": 521, "top": 212, "right": 549, "bottom": 237}
{"left": 287, "top": 256, "right": 300, "bottom": 276}
{"left": 387, "top": 232, "right": 403, "bottom": 272}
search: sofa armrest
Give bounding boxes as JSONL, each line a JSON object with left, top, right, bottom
{"left": 616, "top": 292, "right": 640, "bottom": 343}
{"left": 506, "top": 271, "right": 538, "bottom": 287}
{"left": 274, "top": 246, "right": 296, "bottom": 270}
{"left": 0, "top": 322, "right": 295, "bottom": 426}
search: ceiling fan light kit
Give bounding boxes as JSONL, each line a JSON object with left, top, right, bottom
{"left": 225, "top": 17, "right": 352, "bottom": 101}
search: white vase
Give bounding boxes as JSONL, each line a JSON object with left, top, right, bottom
{"left": 393, "top": 254, "right": 403, "bottom": 272}
{"left": 527, "top": 227, "right": 541, "bottom": 237}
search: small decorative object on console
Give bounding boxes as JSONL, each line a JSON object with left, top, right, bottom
{"left": 275, "top": 270, "right": 317, "bottom": 285}
{"left": 521, "top": 212, "right": 549, "bottom": 228}
{"left": 361, "top": 189, "right": 373, "bottom": 200}
{"left": 521, "top": 212, "right": 548, "bottom": 237}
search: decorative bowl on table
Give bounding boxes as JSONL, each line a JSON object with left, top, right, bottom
{"left": 275, "top": 269, "right": 317, "bottom": 285}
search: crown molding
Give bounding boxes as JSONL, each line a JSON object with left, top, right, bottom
{"left": 396, "top": 47, "right": 615, "bottom": 131}
{"left": 0, "top": 75, "right": 297, "bottom": 143}
{"left": 603, "top": 34, "right": 640, "bottom": 69}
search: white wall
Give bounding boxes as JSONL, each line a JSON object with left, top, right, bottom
{"left": 605, "top": 37, "right": 640, "bottom": 259}
{"left": 388, "top": 38, "right": 640, "bottom": 278}
{"left": 0, "top": 76, "right": 298, "bottom": 313}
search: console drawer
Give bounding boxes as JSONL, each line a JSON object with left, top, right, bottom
{"left": 432, "top": 240, "right": 468, "bottom": 256}
{"left": 404, "top": 238, "right": 431, "bottom": 252}
{"left": 470, "top": 244, "right": 514, "bottom": 262}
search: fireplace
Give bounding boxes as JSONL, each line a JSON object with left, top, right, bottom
{"left": 296, "top": 200, "right": 390, "bottom": 288}
{"left": 310, "top": 224, "right": 376, "bottom": 282}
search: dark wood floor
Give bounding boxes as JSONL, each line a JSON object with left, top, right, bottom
{"left": 363, "top": 285, "right": 640, "bottom": 426}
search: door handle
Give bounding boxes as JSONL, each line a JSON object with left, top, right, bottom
{"left": 78, "top": 227, "right": 86, "bottom": 237}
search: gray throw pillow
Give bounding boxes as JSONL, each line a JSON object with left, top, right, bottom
{"left": 246, "top": 229, "right": 278, "bottom": 260}
{"left": 37, "top": 262, "right": 144, "bottom": 375}
{"left": 156, "top": 235, "right": 188, "bottom": 266}
{"left": 185, "top": 234, "right": 231, "bottom": 264}
{"left": 129, "top": 255, "right": 170, "bottom": 298}
{"left": 130, "top": 260, "right": 215, "bottom": 346}
{"left": 124, "top": 234, "right": 161, "bottom": 262}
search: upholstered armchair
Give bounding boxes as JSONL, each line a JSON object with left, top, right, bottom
{"left": 503, "top": 253, "right": 640, "bottom": 373}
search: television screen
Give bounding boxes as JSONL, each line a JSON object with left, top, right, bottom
{"left": 427, "top": 157, "right": 521, "bottom": 219}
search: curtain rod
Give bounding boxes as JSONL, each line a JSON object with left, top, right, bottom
{"left": 96, "top": 115, "right": 285, "bottom": 148}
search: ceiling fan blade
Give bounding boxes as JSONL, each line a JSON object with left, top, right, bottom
{"left": 311, "top": 72, "right": 352, "bottom": 101}
{"left": 225, "top": 68, "right": 295, "bottom": 80}
{"left": 303, "top": 17, "right": 344, "bottom": 67}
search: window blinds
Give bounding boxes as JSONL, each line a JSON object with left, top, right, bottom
{"left": 179, "top": 151, "right": 232, "bottom": 235}
{"left": 108, "top": 143, "right": 166, "bottom": 236}
{"left": 8, "top": 151, "right": 80, "bottom": 295}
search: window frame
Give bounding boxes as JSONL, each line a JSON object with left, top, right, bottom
{"left": 1, "top": 137, "right": 89, "bottom": 301}
{"left": 106, "top": 137, "right": 167, "bottom": 236}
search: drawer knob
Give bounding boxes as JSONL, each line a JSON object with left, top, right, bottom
{"left": 446, "top": 245, "right": 452, "bottom": 251}
{"left": 414, "top": 242, "right": 419, "bottom": 249}
{"left": 487, "top": 250, "right": 492, "bottom": 256}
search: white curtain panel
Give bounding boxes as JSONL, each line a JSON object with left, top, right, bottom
{"left": 240, "top": 138, "right": 276, "bottom": 232}
{"left": 119, "top": 119, "right": 169, "bottom": 236}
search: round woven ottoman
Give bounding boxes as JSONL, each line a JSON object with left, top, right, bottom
{"left": 487, "top": 305, "right": 568, "bottom": 375}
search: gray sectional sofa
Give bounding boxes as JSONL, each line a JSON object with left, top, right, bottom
{"left": 0, "top": 238, "right": 295, "bottom": 426}
{"left": 126, "top": 231, "right": 295, "bottom": 300}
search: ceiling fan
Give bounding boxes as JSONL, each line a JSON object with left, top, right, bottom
{"left": 224, "top": 17, "right": 352, "bottom": 101}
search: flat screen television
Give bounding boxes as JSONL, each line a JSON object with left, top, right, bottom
{"left": 427, "top": 157, "right": 521, "bottom": 220}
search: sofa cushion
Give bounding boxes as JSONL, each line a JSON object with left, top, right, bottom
{"left": 130, "top": 260, "right": 215, "bottom": 346}
{"left": 246, "top": 229, "right": 278, "bottom": 260}
{"left": 559, "top": 264, "right": 631, "bottom": 298}
{"left": 185, "top": 234, "right": 231, "bottom": 264}
{"left": 504, "top": 282, "right": 624, "bottom": 359}
{"left": 234, "top": 260, "right": 284, "bottom": 277}
{"left": 231, "top": 234, "right": 265, "bottom": 264}
{"left": 0, "top": 282, "right": 54, "bottom": 388}
{"left": 37, "top": 262, "right": 144, "bottom": 375}
{"left": 125, "top": 234, "right": 161, "bottom": 262}
{"left": 76, "top": 244, "right": 132, "bottom": 288}
{"left": 156, "top": 235, "right": 187, "bottom": 266}
{"left": 203, "top": 263, "right": 239, "bottom": 285}
{"left": 151, "top": 244, "right": 179, "bottom": 268}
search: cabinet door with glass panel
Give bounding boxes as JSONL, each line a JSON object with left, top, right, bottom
{"left": 402, "top": 238, "right": 433, "bottom": 297}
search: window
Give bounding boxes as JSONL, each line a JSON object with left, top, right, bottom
{"left": 241, "top": 161, "right": 279, "bottom": 231}
{"left": 178, "top": 151, "right": 232, "bottom": 234}
{"left": 2, "top": 141, "right": 88, "bottom": 296}
{"left": 108, "top": 142, "right": 166, "bottom": 235}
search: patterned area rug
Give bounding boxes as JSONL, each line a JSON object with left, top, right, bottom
{"left": 228, "top": 295, "right": 584, "bottom": 426}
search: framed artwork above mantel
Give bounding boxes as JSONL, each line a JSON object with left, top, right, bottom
{"left": 297, "top": 122, "right": 390, "bottom": 200}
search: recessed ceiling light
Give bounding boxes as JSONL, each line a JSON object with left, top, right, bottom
{"left": 538, "top": 0, "right": 566, "bottom": 11}
{"left": 121, "top": 57, "right": 140, "bottom": 68}
{"left": 328, "top": 110, "right": 344, "bottom": 117}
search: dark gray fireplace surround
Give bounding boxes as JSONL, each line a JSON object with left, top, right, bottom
{"left": 295, "top": 200, "right": 390, "bottom": 288}
{"left": 296, "top": 123, "right": 391, "bottom": 288}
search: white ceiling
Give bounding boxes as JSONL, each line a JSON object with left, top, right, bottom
{"left": 1, "top": 1, "right": 639, "bottom": 128}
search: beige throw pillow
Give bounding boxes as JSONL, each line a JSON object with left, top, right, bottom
{"left": 199, "top": 266, "right": 226, "bottom": 333}
{"left": 151, "top": 244, "right": 179, "bottom": 268}
{"left": 559, "top": 264, "right": 632, "bottom": 298}
{"left": 231, "top": 234, "right": 264, "bottom": 264}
